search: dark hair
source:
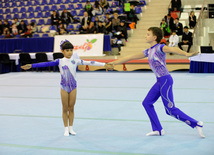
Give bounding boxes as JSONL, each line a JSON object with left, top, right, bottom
{"left": 175, "top": 18, "right": 179, "bottom": 20}
{"left": 167, "top": 14, "right": 171, "bottom": 16}
{"left": 184, "top": 26, "right": 189, "bottom": 29}
{"left": 61, "top": 41, "right": 74, "bottom": 50}
{"left": 148, "top": 27, "right": 163, "bottom": 43}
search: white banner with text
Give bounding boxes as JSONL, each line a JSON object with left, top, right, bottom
{"left": 54, "top": 34, "right": 104, "bottom": 56}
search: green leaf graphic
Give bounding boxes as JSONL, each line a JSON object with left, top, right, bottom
{"left": 87, "top": 39, "right": 89, "bottom": 42}
{"left": 90, "top": 39, "right": 97, "bottom": 43}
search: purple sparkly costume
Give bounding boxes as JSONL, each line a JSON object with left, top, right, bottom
{"left": 142, "top": 44, "right": 198, "bottom": 134}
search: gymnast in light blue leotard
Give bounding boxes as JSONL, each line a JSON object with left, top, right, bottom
{"left": 21, "top": 40, "right": 109, "bottom": 136}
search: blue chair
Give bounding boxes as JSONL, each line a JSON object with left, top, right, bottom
{"left": 35, "top": 6, "right": 42, "bottom": 12}
{"left": 6, "top": 14, "right": 12, "bottom": 20}
{"left": 81, "top": 0, "right": 87, "bottom": 2}
{"left": 106, "top": 8, "right": 113, "bottom": 14}
{"left": 116, "top": 7, "right": 123, "bottom": 14}
{"left": 8, "top": 21, "right": 12, "bottom": 25}
{"left": 0, "top": 9, "right": 3, "bottom": 14}
{"left": 43, "top": 6, "right": 50, "bottom": 12}
{"left": 44, "top": 12, "right": 51, "bottom": 18}
{"left": 37, "top": 19, "right": 45, "bottom": 25}
{"left": 18, "top": 1, "right": 25, "bottom": 7}
{"left": 4, "top": 3, "right": 10, "bottom": 8}
{"left": 34, "top": 0, "right": 40, "bottom": 5}
{"left": 24, "top": 20, "right": 28, "bottom": 25}
{"left": 5, "top": 8, "right": 11, "bottom": 14}
{"left": 0, "top": 15, "right": 3, "bottom": 19}
{"left": 56, "top": 0, "right": 64, "bottom": 4}
{"left": 135, "top": 7, "right": 142, "bottom": 14}
{"left": 64, "top": 0, "right": 71, "bottom": 4}
{"left": 42, "top": 33, "right": 49, "bottom": 37}
{"left": 21, "top": 13, "right": 27, "bottom": 19}
{"left": 33, "top": 34, "right": 40, "bottom": 38}
{"left": 74, "top": 24, "right": 81, "bottom": 31}
{"left": 73, "top": 17, "right": 80, "bottom": 23}
{"left": 111, "top": 2, "right": 119, "bottom": 8}
{"left": 11, "top": 2, "right": 17, "bottom": 7}
{"left": 67, "top": 25, "right": 74, "bottom": 32}
{"left": 59, "top": 5, "right": 66, "bottom": 11}
{"left": 71, "top": 10, "right": 77, "bottom": 16}
{"left": 76, "top": 4, "right": 83, "bottom": 10}
{"left": 13, "top": 13, "right": 20, "bottom": 19}
{"left": 27, "top": 7, "right": 34, "bottom": 12}
{"left": 28, "top": 12, "right": 35, "bottom": 19}
{"left": 49, "top": 25, "right": 56, "bottom": 31}
{"left": 46, "top": 19, "right": 51, "bottom": 25}
{"left": 12, "top": 8, "right": 19, "bottom": 14}
{"left": 30, "top": 19, "right": 37, "bottom": 24}
{"left": 48, "top": 0, "right": 55, "bottom": 5}
{"left": 26, "top": 1, "right": 33, "bottom": 6}
{"left": 35, "top": 12, "right": 44, "bottom": 18}
{"left": 67, "top": 4, "right": 74, "bottom": 10}
{"left": 72, "top": 0, "right": 79, "bottom": 3}
{"left": 41, "top": 0, "right": 48, "bottom": 5}
{"left": 77, "top": 10, "right": 84, "bottom": 16}
{"left": 20, "top": 7, "right": 26, "bottom": 13}
{"left": 50, "top": 5, "right": 58, "bottom": 11}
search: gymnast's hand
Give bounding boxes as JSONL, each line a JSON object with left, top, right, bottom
{"left": 104, "top": 63, "right": 114, "bottom": 71}
{"left": 21, "top": 64, "right": 32, "bottom": 70}
{"left": 186, "top": 51, "right": 199, "bottom": 57}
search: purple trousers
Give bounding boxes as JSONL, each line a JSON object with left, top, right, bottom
{"left": 142, "top": 74, "right": 198, "bottom": 135}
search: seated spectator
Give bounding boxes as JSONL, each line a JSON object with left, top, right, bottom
{"left": 51, "top": 10, "right": 60, "bottom": 28}
{"left": 87, "top": 22, "right": 96, "bottom": 34}
{"left": 94, "top": 16, "right": 99, "bottom": 28}
{"left": 112, "top": 12, "right": 120, "bottom": 31}
{"left": 189, "top": 11, "right": 196, "bottom": 29}
{"left": 160, "top": 18, "right": 170, "bottom": 36}
{"left": 127, "top": 4, "right": 139, "bottom": 24}
{"left": 61, "top": 9, "right": 74, "bottom": 27}
{"left": 3, "top": 20, "right": 11, "bottom": 32}
{"left": 104, "top": 13, "right": 112, "bottom": 34}
{"left": 85, "top": 0, "right": 93, "bottom": 17}
{"left": 0, "top": 20, "right": 4, "bottom": 35}
{"left": 115, "top": 20, "right": 128, "bottom": 41}
{"left": 92, "top": 1, "right": 103, "bottom": 16}
{"left": 99, "top": 0, "right": 108, "bottom": 13}
{"left": 11, "top": 23, "right": 19, "bottom": 37}
{"left": 21, "top": 24, "right": 34, "bottom": 38}
{"left": 96, "top": 21, "right": 106, "bottom": 34}
{"left": 13, "top": 18, "right": 20, "bottom": 26}
{"left": 173, "top": 18, "right": 183, "bottom": 35}
{"left": 3, "top": 27, "right": 12, "bottom": 38}
{"left": 178, "top": 26, "right": 192, "bottom": 52}
{"left": 169, "top": 31, "right": 179, "bottom": 47}
{"left": 171, "top": 0, "right": 182, "bottom": 12}
{"left": 18, "top": 20, "right": 27, "bottom": 34}
{"left": 80, "top": 12, "right": 91, "bottom": 34}
{"left": 58, "top": 23, "right": 67, "bottom": 35}
{"left": 164, "top": 14, "right": 174, "bottom": 31}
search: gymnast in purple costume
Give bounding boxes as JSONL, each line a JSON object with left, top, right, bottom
{"left": 109, "top": 27, "right": 205, "bottom": 138}
{"left": 21, "top": 40, "right": 109, "bottom": 136}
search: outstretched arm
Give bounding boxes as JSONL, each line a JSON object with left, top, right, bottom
{"left": 162, "top": 46, "right": 199, "bottom": 57}
{"left": 110, "top": 52, "right": 146, "bottom": 65}
{"left": 21, "top": 60, "right": 59, "bottom": 70}
{"left": 77, "top": 60, "right": 113, "bottom": 70}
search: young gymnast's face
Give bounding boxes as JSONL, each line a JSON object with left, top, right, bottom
{"left": 62, "top": 49, "right": 73, "bottom": 58}
{"left": 145, "top": 30, "right": 157, "bottom": 43}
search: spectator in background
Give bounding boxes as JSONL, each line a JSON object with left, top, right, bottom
{"left": 96, "top": 21, "right": 106, "bottom": 34}
{"left": 160, "top": 18, "right": 170, "bottom": 36}
{"left": 80, "top": 12, "right": 91, "bottom": 34}
{"left": 112, "top": 12, "right": 120, "bottom": 31}
{"left": 104, "top": 13, "right": 112, "bottom": 34}
{"left": 169, "top": 31, "right": 179, "bottom": 47}
{"left": 116, "top": 20, "right": 128, "bottom": 41}
{"left": 13, "top": 18, "right": 20, "bottom": 27}
{"left": 189, "top": 11, "right": 196, "bottom": 29}
{"left": 171, "top": 0, "right": 182, "bottom": 12}
{"left": 21, "top": 23, "right": 35, "bottom": 38}
{"left": 0, "top": 20, "right": 4, "bottom": 35}
{"left": 92, "top": 1, "right": 103, "bottom": 16}
{"left": 11, "top": 23, "right": 18, "bottom": 37}
{"left": 61, "top": 9, "right": 74, "bottom": 27}
{"left": 85, "top": 0, "right": 93, "bottom": 17}
{"left": 94, "top": 16, "right": 99, "bottom": 29}
{"left": 99, "top": 0, "right": 108, "bottom": 13}
{"left": 173, "top": 18, "right": 183, "bottom": 35}
{"left": 3, "top": 27, "right": 12, "bottom": 38}
{"left": 164, "top": 14, "right": 174, "bottom": 31}
{"left": 58, "top": 23, "right": 67, "bottom": 35}
{"left": 51, "top": 10, "right": 60, "bottom": 28}
{"left": 87, "top": 22, "right": 97, "bottom": 34}
{"left": 127, "top": 4, "right": 139, "bottom": 25}
{"left": 18, "top": 20, "right": 27, "bottom": 34}
{"left": 178, "top": 26, "right": 192, "bottom": 52}
{"left": 3, "top": 20, "right": 10, "bottom": 32}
